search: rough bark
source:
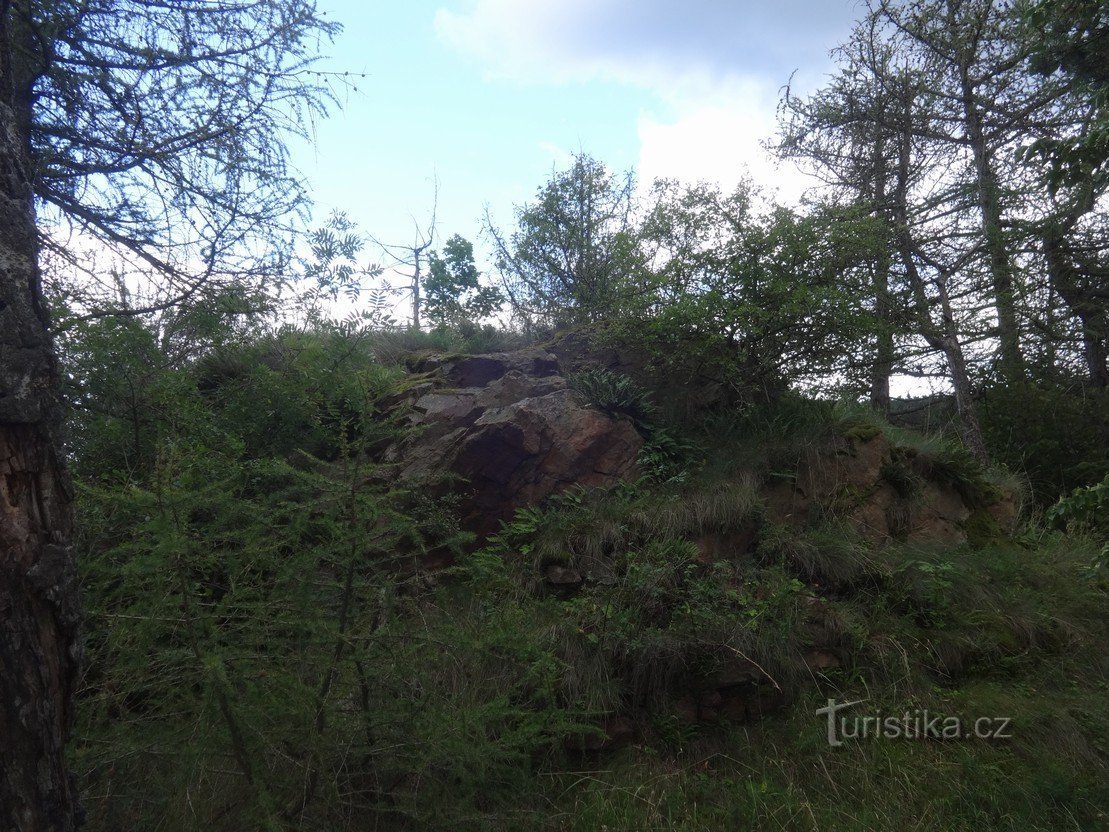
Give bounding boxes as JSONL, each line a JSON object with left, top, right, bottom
{"left": 959, "top": 61, "right": 1024, "bottom": 379}
{"left": 1, "top": 4, "right": 82, "bottom": 829}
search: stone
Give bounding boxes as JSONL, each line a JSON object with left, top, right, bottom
{"left": 804, "top": 649, "right": 841, "bottom": 671}
{"left": 567, "top": 715, "right": 637, "bottom": 752}
{"left": 439, "top": 347, "right": 560, "bottom": 388}
{"left": 544, "top": 564, "right": 583, "bottom": 586}
{"left": 385, "top": 346, "right": 643, "bottom": 536}
{"left": 906, "top": 483, "right": 970, "bottom": 546}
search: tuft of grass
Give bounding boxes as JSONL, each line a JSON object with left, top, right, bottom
{"left": 758, "top": 522, "right": 881, "bottom": 590}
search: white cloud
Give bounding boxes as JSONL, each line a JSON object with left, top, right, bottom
{"left": 634, "top": 76, "right": 810, "bottom": 201}
{"left": 434, "top": 0, "right": 854, "bottom": 87}
{"left": 434, "top": 0, "right": 854, "bottom": 200}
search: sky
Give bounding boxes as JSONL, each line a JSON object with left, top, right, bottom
{"left": 292, "top": 0, "right": 862, "bottom": 264}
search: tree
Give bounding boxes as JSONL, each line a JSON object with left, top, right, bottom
{"left": 638, "top": 179, "right": 883, "bottom": 400}
{"left": 1, "top": 1, "right": 338, "bottom": 826}
{"left": 487, "top": 153, "right": 648, "bottom": 328}
{"left": 777, "top": 5, "right": 1003, "bottom": 460}
{"left": 1021, "top": 0, "right": 1109, "bottom": 191}
{"left": 33, "top": 0, "right": 338, "bottom": 319}
{"left": 776, "top": 22, "right": 906, "bottom": 412}
{"left": 1, "top": 12, "right": 80, "bottom": 828}
{"left": 425, "top": 234, "right": 503, "bottom": 328}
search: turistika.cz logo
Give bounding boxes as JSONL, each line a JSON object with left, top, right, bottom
{"left": 815, "top": 698, "right": 1013, "bottom": 747}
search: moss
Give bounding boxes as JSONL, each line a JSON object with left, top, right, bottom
{"left": 843, "top": 421, "right": 882, "bottom": 442}
{"left": 963, "top": 507, "right": 1005, "bottom": 548}
{"left": 823, "top": 482, "right": 881, "bottom": 516}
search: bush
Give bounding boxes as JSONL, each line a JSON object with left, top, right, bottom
{"left": 979, "top": 379, "right": 1109, "bottom": 506}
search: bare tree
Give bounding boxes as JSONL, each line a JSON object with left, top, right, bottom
{"left": 369, "top": 184, "right": 438, "bottom": 330}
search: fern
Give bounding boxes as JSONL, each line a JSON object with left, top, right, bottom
{"left": 568, "top": 369, "right": 657, "bottom": 427}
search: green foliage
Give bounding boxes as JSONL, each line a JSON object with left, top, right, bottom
{"left": 629, "top": 183, "right": 888, "bottom": 399}
{"left": 425, "top": 233, "right": 504, "bottom": 327}
{"left": 562, "top": 539, "right": 805, "bottom": 707}
{"left": 489, "top": 153, "right": 647, "bottom": 327}
{"left": 1021, "top": 0, "right": 1109, "bottom": 190}
{"left": 567, "top": 368, "right": 699, "bottom": 483}
{"left": 1046, "top": 474, "right": 1109, "bottom": 533}
{"left": 475, "top": 479, "right": 801, "bottom": 725}
{"left": 568, "top": 368, "right": 656, "bottom": 426}
{"left": 301, "top": 211, "right": 387, "bottom": 311}
{"left": 979, "top": 379, "right": 1109, "bottom": 505}
{"left": 69, "top": 320, "right": 1109, "bottom": 829}
{"left": 1046, "top": 476, "right": 1109, "bottom": 573}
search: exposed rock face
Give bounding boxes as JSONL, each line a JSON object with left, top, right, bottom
{"left": 768, "top": 433, "right": 976, "bottom": 546}
{"left": 386, "top": 347, "right": 643, "bottom": 535}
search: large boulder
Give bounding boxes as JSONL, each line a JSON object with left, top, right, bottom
{"left": 385, "top": 348, "right": 642, "bottom": 535}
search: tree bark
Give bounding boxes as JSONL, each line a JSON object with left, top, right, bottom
{"left": 869, "top": 135, "right": 894, "bottom": 415}
{"left": 1, "top": 5, "right": 82, "bottom": 829}
{"left": 959, "top": 62, "right": 1024, "bottom": 380}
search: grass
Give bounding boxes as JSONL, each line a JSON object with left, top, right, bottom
{"left": 72, "top": 358, "right": 1108, "bottom": 831}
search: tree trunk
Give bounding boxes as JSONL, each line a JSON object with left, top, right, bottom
{"left": 1043, "top": 227, "right": 1109, "bottom": 388}
{"left": 870, "top": 251, "right": 894, "bottom": 415}
{"left": 959, "top": 63, "right": 1024, "bottom": 379}
{"left": 1, "top": 7, "right": 82, "bottom": 829}
{"left": 869, "top": 136, "right": 893, "bottom": 415}
{"left": 893, "top": 84, "right": 989, "bottom": 464}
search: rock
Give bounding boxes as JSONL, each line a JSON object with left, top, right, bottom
{"left": 906, "top": 484, "right": 970, "bottom": 546}
{"left": 386, "top": 347, "right": 642, "bottom": 536}
{"left": 715, "top": 685, "right": 786, "bottom": 723}
{"left": 602, "top": 716, "right": 637, "bottom": 749}
{"left": 708, "top": 659, "right": 764, "bottom": 689}
{"left": 987, "top": 490, "right": 1020, "bottom": 535}
{"left": 439, "top": 347, "right": 560, "bottom": 388}
{"left": 674, "top": 696, "right": 699, "bottom": 725}
{"left": 777, "top": 433, "right": 979, "bottom": 546}
{"left": 544, "top": 327, "right": 733, "bottom": 415}
{"left": 699, "top": 689, "right": 723, "bottom": 709}
{"left": 544, "top": 564, "right": 583, "bottom": 586}
{"left": 568, "top": 715, "right": 637, "bottom": 752}
{"left": 694, "top": 528, "right": 757, "bottom": 564}
{"left": 803, "top": 649, "right": 841, "bottom": 671}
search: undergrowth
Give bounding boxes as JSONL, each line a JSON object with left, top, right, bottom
{"left": 68, "top": 323, "right": 1107, "bottom": 831}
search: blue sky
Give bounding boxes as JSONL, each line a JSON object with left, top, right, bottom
{"left": 292, "top": 0, "right": 861, "bottom": 266}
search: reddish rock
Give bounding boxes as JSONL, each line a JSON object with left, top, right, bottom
{"left": 906, "top": 484, "right": 970, "bottom": 546}
{"left": 675, "top": 696, "right": 699, "bottom": 725}
{"left": 699, "top": 689, "right": 723, "bottom": 709}
{"left": 567, "top": 715, "right": 637, "bottom": 752}
{"left": 718, "top": 695, "right": 750, "bottom": 723}
{"left": 602, "top": 716, "right": 637, "bottom": 749}
{"left": 544, "top": 564, "right": 583, "bottom": 586}
{"left": 987, "top": 490, "right": 1021, "bottom": 535}
{"left": 695, "top": 527, "right": 757, "bottom": 564}
{"left": 387, "top": 348, "right": 643, "bottom": 536}
{"left": 803, "top": 649, "right": 841, "bottom": 671}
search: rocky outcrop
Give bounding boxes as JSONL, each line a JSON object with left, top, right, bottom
{"left": 766, "top": 431, "right": 1012, "bottom": 546}
{"left": 384, "top": 347, "right": 643, "bottom": 535}
{"left": 386, "top": 343, "right": 1015, "bottom": 549}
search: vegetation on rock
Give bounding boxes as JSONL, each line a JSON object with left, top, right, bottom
{"left": 0, "top": 0, "right": 1106, "bottom": 830}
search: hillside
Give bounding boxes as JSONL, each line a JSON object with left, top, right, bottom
{"left": 68, "top": 325, "right": 1108, "bottom": 831}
